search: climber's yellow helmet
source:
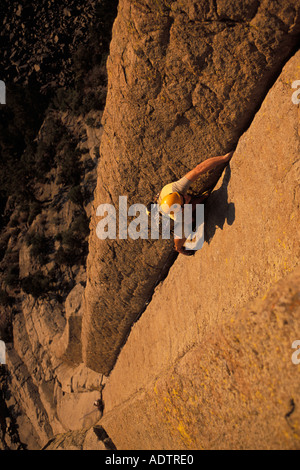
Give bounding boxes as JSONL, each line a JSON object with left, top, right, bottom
{"left": 160, "top": 192, "right": 184, "bottom": 215}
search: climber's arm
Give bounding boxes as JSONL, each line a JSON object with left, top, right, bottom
{"left": 184, "top": 152, "right": 233, "bottom": 182}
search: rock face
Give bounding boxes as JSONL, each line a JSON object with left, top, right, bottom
{"left": 98, "top": 49, "right": 300, "bottom": 449}
{"left": 82, "top": 0, "right": 300, "bottom": 375}
{"left": 101, "top": 268, "right": 300, "bottom": 450}
{"left": 54, "top": 284, "right": 85, "bottom": 363}
{"left": 0, "top": 110, "right": 104, "bottom": 450}
{"left": 1, "top": 1, "right": 118, "bottom": 450}
{"left": 1, "top": 0, "right": 299, "bottom": 451}
{"left": 42, "top": 425, "right": 115, "bottom": 450}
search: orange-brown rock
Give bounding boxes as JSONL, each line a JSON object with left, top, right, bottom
{"left": 83, "top": 0, "right": 300, "bottom": 374}
{"left": 98, "top": 50, "right": 300, "bottom": 449}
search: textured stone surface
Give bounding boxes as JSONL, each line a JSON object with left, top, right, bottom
{"left": 55, "top": 387, "right": 101, "bottom": 431}
{"left": 98, "top": 50, "right": 300, "bottom": 449}
{"left": 54, "top": 284, "right": 85, "bottom": 363}
{"left": 1, "top": 110, "right": 104, "bottom": 448}
{"left": 1, "top": 0, "right": 300, "bottom": 451}
{"left": 43, "top": 426, "right": 109, "bottom": 450}
{"left": 8, "top": 291, "right": 103, "bottom": 446}
{"left": 0, "top": 2, "right": 115, "bottom": 450}
{"left": 1, "top": 0, "right": 99, "bottom": 88}
{"left": 82, "top": 427, "right": 107, "bottom": 450}
{"left": 83, "top": 0, "right": 300, "bottom": 374}
{"left": 42, "top": 430, "right": 88, "bottom": 450}
{"left": 101, "top": 266, "right": 300, "bottom": 450}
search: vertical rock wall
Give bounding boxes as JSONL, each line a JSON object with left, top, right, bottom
{"left": 99, "top": 50, "right": 300, "bottom": 449}
{"left": 83, "top": 0, "right": 300, "bottom": 374}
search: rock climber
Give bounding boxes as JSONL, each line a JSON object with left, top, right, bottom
{"left": 154, "top": 152, "right": 233, "bottom": 256}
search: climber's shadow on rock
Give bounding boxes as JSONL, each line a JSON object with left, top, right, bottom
{"left": 204, "top": 165, "right": 235, "bottom": 243}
